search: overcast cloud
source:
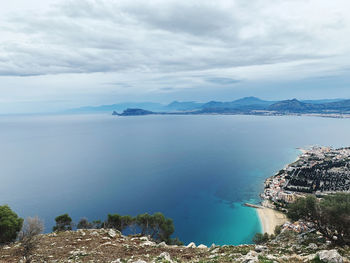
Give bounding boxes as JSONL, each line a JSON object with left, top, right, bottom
{"left": 1, "top": 0, "right": 350, "bottom": 113}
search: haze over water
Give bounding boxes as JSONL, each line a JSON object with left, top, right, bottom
{"left": 1, "top": 114, "right": 350, "bottom": 246}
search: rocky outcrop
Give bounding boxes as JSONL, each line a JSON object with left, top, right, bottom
{"left": 317, "top": 249, "right": 343, "bottom": 263}
{"left": 0, "top": 228, "right": 349, "bottom": 263}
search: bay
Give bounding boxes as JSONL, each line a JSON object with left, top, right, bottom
{"left": 1, "top": 114, "right": 350, "bottom": 245}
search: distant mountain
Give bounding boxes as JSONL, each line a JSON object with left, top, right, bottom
{"left": 165, "top": 101, "right": 203, "bottom": 111}
{"left": 323, "top": 99, "right": 350, "bottom": 111}
{"left": 66, "top": 102, "right": 165, "bottom": 113}
{"left": 268, "top": 99, "right": 350, "bottom": 113}
{"left": 114, "top": 108, "right": 155, "bottom": 116}
{"left": 67, "top": 97, "right": 350, "bottom": 115}
{"left": 201, "top": 97, "right": 275, "bottom": 110}
{"left": 230, "top": 96, "right": 275, "bottom": 106}
{"left": 267, "top": 99, "right": 315, "bottom": 112}
{"left": 302, "top": 99, "right": 344, "bottom": 104}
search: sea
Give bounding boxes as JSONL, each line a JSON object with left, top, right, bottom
{"left": 1, "top": 114, "right": 350, "bottom": 246}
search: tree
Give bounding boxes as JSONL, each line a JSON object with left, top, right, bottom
{"left": 92, "top": 220, "right": 103, "bottom": 229}
{"left": 319, "top": 193, "right": 350, "bottom": 244}
{"left": 18, "top": 216, "right": 44, "bottom": 262}
{"left": 252, "top": 232, "right": 269, "bottom": 244}
{"left": 106, "top": 214, "right": 134, "bottom": 231}
{"left": 135, "top": 212, "right": 174, "bottom": 243}
{"left": 155, "top": 213, "right": 174, "bottom": 243}
{"left": 169, "top": 237, "right": 183, "bottom": 246}
{"left": 77, "top": 218, "right": 93, "bottom": 229}
{"left": 106, "top": 213, "right": 122, "bottom": 229}
{"left": 0, "top": 205, "right": 23, "bottom": 244}
{"left": 53, "top": 214, "right": 73, "bottom": 232}
{"left": 274, "top": 225, "right": 282, "bottom": 236}
{"left": 287, "top": 195, "right": 317, "bottom": 222}
{"left": 136, "top": 213, "right": 152, "bottom": 235}
{"left": 287, "top": 193, "right": 350, "bottom": 244}
{"left": 120, "top": 215, "right": 134, "bottom": 231}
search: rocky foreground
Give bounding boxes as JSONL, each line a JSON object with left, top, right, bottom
{"left": 1, "top": 228, "right": 350, "bottom": 263}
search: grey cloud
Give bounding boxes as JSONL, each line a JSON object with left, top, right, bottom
{"left": 120, "top": 1, "right": 235, "bottom": 37}
{"left": 0, "top": 0, "right": 349, "bottom": 80}
{"left": 160, "top": 87, "right": 175, "bottom": 91}
{"left": 206, "top": 78, "right": 241, "bottom": 85}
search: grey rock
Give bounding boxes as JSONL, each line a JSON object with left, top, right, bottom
{"left": 158, "top": 241, "right": 167, "bottom": 247}
{"left": 304, "top": 254, "right": 316, "bottom": 262}
{"left": 317, "top": 249, "right": 343, "bottom": 263}
{"left": 186, "top": 242, "right": 196, "bottom": 248}
{"left": 255, "top": 245, "right": 268, "bottom": 252}
{"left": 77, "top": 229, "right": 86, "bottom": 236}
{"left": 211, "top": 248, "right": 219, "bottom": 254}
{"left": 280, "top": 255, "right": 289, "bottom": 261}
{"left": 139, "top": 236, "right": 148, "bottom": 241}
{"left": 159, "top": 252, "right": 173, "bottom": 263}
{"left": 197, "top": 244, "right": 208, "bottom": 249}
{"left": 241, "top": 251, "right": 259, "bottom": 263}
{"left": 108, "top": 229, "right": 117, "bottom": 238}
{"left": 266, "top": 254, "right": 277, "bottom": 260}
{"left": 142, "top": 241, "right": 155, "bottom": 246}
{"left": 70, "top": 249, "right": 88, "bottom": 257}
{"left": 307, "top": 243, "right": 318, "bottom": 250}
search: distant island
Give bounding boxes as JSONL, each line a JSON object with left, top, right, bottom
{"left": 112, "top": 108, "right": 154, "bottom": 116}
{"left": 107, "top": 97, "right": 350, "bottom": 117}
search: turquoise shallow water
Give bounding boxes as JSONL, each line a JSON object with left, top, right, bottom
{"left": 1, "top": 114, "right": 350, "bottom": 245}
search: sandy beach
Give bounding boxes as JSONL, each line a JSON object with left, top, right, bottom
{"left": 256, "top": 207, "right": 288, "bottom": 235}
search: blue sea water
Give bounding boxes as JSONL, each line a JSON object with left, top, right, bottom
{"left": 1, "top": 114, "right": 350, "bottom": 246}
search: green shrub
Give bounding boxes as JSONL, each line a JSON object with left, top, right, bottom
{"left": 274, "top": 225, "right": 282, "bottom": 236}
{"left": 136, "top": 212, "right": 174, "bottom": 243}
{"left": 169, "top": 237, "right": 184, "bottom": 246}
{"left": 106, "top": 214, "right": 134, "bottom": 231}
{"left": 53, "top": 213, "right": 73, "bottom": 232}
{"left": 0, "top": 205, "right": 23, "bottom": 244}
{"left": 258, "top": 255, "right": 273, "bottom": 263}
{"left": 287, "top": 193, "right": 350, "bottom": 244}
{"left": 252, "top": 232, "right": 269, "bottom": 244}
{"left": 77, "top": 218, "right": 93, "bottom": 229}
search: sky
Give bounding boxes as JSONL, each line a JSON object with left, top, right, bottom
{"left": 1, "top": 0, "right": 350, "bottom": 113}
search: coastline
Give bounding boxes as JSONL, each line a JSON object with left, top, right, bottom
{"left": 256, "top": 205, "right": 287, "bottom": 235}
{"left": 255, "top": 148, "right": 303, "bottom": 234}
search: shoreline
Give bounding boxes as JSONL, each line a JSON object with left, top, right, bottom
{"left": 255, "top": 205, "right": 288, "bottom": 235}
{"left": 255, "top": 149, "right": 303, "bottom": 234}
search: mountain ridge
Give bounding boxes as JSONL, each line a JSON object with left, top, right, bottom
{"left": 64, "top": 96, "right": 346, "bottom": 113}
{"left": 66, "top": 97, "right": 350, "bottom": 115}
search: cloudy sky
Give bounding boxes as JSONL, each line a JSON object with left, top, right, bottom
{"left": 1, "top": 0, "right": 350, "bottom": 113}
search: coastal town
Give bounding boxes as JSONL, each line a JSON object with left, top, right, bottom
{"left": 255, "top": 146, "right": 350, "bottom": 234}
{"left": 261, "top": 146, "right": 350, "bottom": 206}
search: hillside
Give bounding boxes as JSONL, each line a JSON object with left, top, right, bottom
{"left": 267, "top": 99, "right": 319, "bottom": 113}
{"left": 267, "top": 99, "right": 350, "bottom": 113}
{"left": 1, "top": 228, "right": 350, "bottom": 263}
